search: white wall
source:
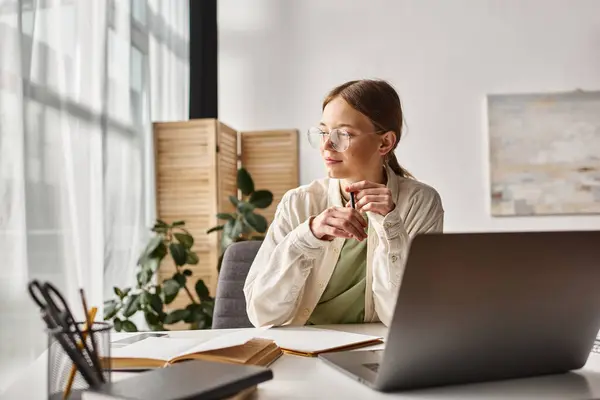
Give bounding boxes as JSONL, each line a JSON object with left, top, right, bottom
{"left": 218, "top": 0, "right": 600, "bottom": 233}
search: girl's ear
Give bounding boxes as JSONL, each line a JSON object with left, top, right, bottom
{"left": 379, "top": 130, "right": 396, "bottom": 156}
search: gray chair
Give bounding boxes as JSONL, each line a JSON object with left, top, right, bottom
{"left": 211, "top": 240, "right": 262, "bottom": 329}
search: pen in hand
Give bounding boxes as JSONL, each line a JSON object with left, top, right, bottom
{"left": 350, "top": 191, "right": 368, "bottom": 240}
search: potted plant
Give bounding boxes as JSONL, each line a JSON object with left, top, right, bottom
{"left": 104, "top": 220, "right": 214, "bottom": 331}
{"left": 207, "top": 168, "right": 273, "bottom": 269}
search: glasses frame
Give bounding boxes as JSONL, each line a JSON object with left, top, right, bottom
{"left": 307, "top": 126, "right": 388, "bottom": 153}
{"left": 307, "top": 127, "right": 353, "bottom": 152}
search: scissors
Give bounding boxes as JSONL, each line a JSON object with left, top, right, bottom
{"left": 28, "top": 280, "right": 105, "bottom": 387}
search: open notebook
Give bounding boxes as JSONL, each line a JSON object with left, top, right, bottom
{"left": 110, "top": 326, "right": 382, "bottom": 370}
{"left": 110, "top": 336, "right": 282, "bottom": 370}
{"left": 220, "top": 327, "right": 383, "bottom": 357}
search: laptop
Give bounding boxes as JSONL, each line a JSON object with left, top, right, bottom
{"left": 318, "top": 230, "right": 600, "bottom": 392}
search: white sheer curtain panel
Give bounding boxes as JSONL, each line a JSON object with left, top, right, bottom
{"left": 0, "top": 0, "right": 189, "bottom": 393}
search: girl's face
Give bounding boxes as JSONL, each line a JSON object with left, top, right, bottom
{"left": 318, "top": 96, "right": 394, "bottom": 181}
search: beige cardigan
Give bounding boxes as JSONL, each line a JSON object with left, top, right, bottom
{"left": 243, "top": 165, "right": 444, "bottom": 327}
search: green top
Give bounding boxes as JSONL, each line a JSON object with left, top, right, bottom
{"left": 307, "top": 217, "right": 368, "bottom": 325}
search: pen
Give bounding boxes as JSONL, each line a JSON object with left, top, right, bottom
{"left": 350, "top": 192, "right": 356, "bottom": 209}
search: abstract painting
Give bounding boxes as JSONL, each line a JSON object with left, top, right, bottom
{"left": 487, "top": 90, "right": 600, "bottom": 216}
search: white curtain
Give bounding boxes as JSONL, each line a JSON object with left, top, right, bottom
{"left": 0, "top": 0, "right": 189, "bottom": 392}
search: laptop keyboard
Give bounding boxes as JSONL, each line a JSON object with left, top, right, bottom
{"left": 363, "top": 363, "right": 380, "bottom": 373}
{"left": 593, "top": 340, "right": 600, "bottom": 354}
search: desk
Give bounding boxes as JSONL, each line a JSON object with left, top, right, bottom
{"left": 4, "top": 323, "right": 600, "bottom": 399}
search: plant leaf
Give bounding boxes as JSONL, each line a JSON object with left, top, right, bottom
{"left": 150, "top": 242, "right": 167, "bottom": 260}
{"left": 244, "top": 212, "right": 268, "bottom": 233}
{"left": 237, "top": 201, "right": 255, "bottom": 214}
{"left": 201, "top": 299, "right": 215, "bottom": 318}
{"left": 195, "top": 280, "right": 211, "bottom": 301}
{"left": 149, "top": 293, "right": 163, "bottom": 315}
{"left": 144, "top": 257, "right": 160, "bottom": 273}
{"left": 122, "top": 320, "right": 138, "bottom": 332}
{"left": 164, "top": 309, "right": 190, "bottom": 325}
{"left": 137, "top": 235, "right": 163, "bottom": 265}
{"left": 114, "top": 317, "right": 122, "bottom": 332}
{"left": 173, "top": 272, "right": 186, "bottom": 286}
{"left": 172, "top": 220, "right": 185, "bottom": 227}
{"left": 137, "top": 264, "right": 154, "bottom": 286}
{"left": 114, "top": 287, "right": 124, "bottom": 299}
{"left": 249, "top": 190, "right": 273, "bottom": 208}
{"left": 163, "top": 279, "right": 180, "bottom": 304}
{"left": 186, "top": 251, "right": 199, "bottom": 265}
{"left": 151, "top": 225, "right": 168, "bottom": 234}
{"left": 222, "top": 218, "right": 244, "bottom": 250}
{"left": 151, "top": 219, "right": 169, "bottom": 233}
{"left": 183, "top": 268, "right": 193, "bottom": 276}
{"left": 144, "top": 310, "right": 160, "bottom": 326}
{"left": 174, "top": 232, "right": 194, "bottom": 249}
{"left": 140, "top": 291, "right": 151, "bottom": 307}
{"left": 237, "top": 168, "right": 255, "bottom": 195}
{"left": 241, "top": 223, "right": 253, "bottom": 235}
{"left": 228, "top": 195, "right": 240, "bottom": 207}
{"left": 103, "top": 300, "right": 120, "bottom": 320}
{"left": 186, "top": 304, "right": 210, "bottom": 328}
{"left": 216, "top": 213, "right": 235, "bottom": 221}
{"left": 169, "top": 243, "right": 187, "bottom": 266}
{"left": 221, "top": 220, "right": 236, "bottom": 250}
{"left": 122, "top": 294, "right": 141, "bottom": 318}
{"left": 206, "top": 225, "right": 224, "bottom": 234}
{"left": 184, "top": 303, "right": 203, "bottom": 323}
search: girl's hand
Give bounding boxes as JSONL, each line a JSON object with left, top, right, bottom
{"left": 310, "top": 206, "right": 368, "bottom": 241}
{"left": 346, "top": 181, "right": 395, "bottom": 216}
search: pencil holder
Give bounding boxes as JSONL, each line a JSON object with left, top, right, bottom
{"left": 47, "top": 321, "right": 112, "bottom": 400}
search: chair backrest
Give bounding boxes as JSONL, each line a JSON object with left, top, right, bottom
{"left": 211, "top": 240, "right": 262, "bottom": 329}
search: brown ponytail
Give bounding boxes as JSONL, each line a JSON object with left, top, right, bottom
{"left": 323, "top": 79, "right": 414, "bottom": 179}
{"left": 386, "top": 152, "right": 413, "bottom": 179}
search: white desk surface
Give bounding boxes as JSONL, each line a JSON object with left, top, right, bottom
{"left": 4, "top": 323, "right": 600, "bottom": 399}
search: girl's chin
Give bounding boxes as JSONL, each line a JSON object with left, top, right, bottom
{"left": 326, "top": 165, "right": 351, "bottom": 179}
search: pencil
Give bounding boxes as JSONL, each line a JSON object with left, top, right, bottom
{"left": 80, "top": 289, "right": 104, "bottom": 382}
{"left": 63, "top": 307, "right": 97, "bottom": 399}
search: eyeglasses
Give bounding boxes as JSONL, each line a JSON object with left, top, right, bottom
{"left": 307, "top": 127, "right": 352, "bottom": 152}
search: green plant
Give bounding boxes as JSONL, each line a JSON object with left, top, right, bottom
{"left": 103, "top": 220, "right": 214, "bottom": 332}
{"left": 207, "top": 168, "right": 273, "bottom": 268}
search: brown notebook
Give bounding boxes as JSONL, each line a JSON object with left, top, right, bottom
{"left": 109, "top": 337, "right": 282, "bottom": 370}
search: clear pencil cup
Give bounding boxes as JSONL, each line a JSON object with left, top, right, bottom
{"left": 47, "top": 321, "right": 112, "bottom": 400}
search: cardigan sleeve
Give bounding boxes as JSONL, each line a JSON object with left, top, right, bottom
{"left": 367, "top": 187, "right": 444, "bottom": 326}
{"left": 243, "top": 191, "right": 330, "bottom": 327}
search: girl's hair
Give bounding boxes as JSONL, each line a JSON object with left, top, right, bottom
{"left": 322, "top": 79, "right": 413, "bottom": 178}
